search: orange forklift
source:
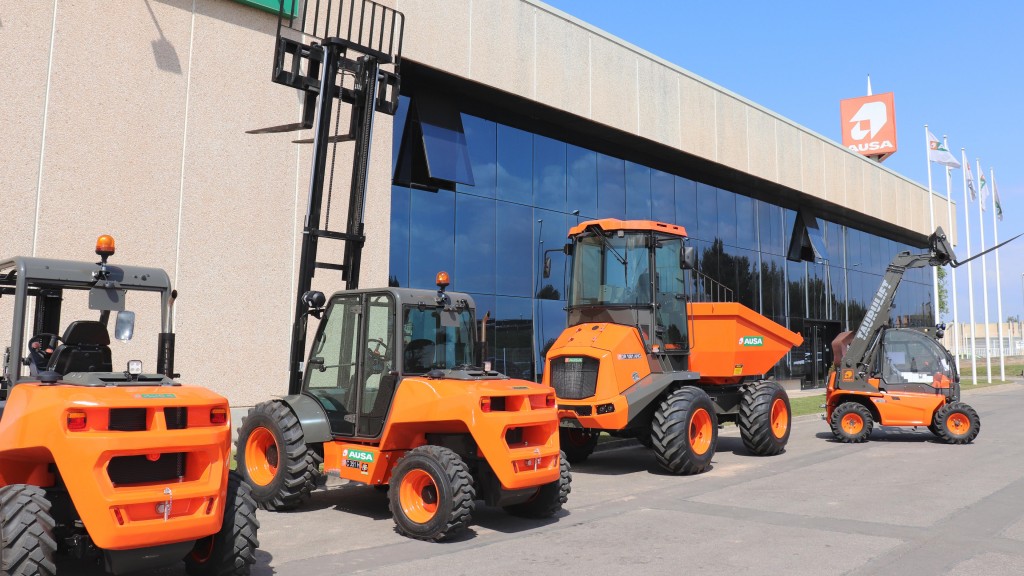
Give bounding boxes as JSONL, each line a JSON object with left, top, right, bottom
{"left": 543, "top": 219, "right": 803, "bottom": 475}
{"left": 234, "top": 0, "right": 568, "bottom": 542}
{"left": 825, "top": 227, "right": 1016, "bottom": 444}
{"left": 0, "top": 236, "right": 257, "bottom": 575}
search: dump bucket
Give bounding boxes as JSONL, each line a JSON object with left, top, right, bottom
{"left": 686, "top": 302, "right": 803, "bottom": 383}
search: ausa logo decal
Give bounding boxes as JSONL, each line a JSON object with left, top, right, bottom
{"left": 342, "top": 448, "right": 374, "bottom": 463}
{"left": 840, "top": 93, "right": 897, "bottom": 157}
{"left": 738, "top": 336, "right": 763, "bottom": 347}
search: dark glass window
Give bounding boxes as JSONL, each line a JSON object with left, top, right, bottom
{"left": 409, "top": 188, "right": 455, "bottom": 289}
{"left": 761, "top": 254, "right": 786, "bottom": 319}
{"left": 625, "top": 162, "right": 652, "bottom": 220}
{"left": 651, "top": 170, "right": 674, "bottom": 223}
{"left": 455, "top": 193, "right": 496, "bottom": 294}
{"left": 717, "top": 188, "right": 737, "bottom": 246}
{"left": 787, "top": 260, "right": 807, "bottom": 319}
{"left": 535, "top": 209, "right": 568, "bottom": 301}
{"left": 495, "top": 201, "right": 533, "bottom": 297}
{"left": 497, "top": 125, "right": 533, "bottom": 204}
{"left": 734, "top": 246, "right": 760, "bottom": 311}
{"left": 736, "top": 194, "right": 757, "bottom": 248}
{"left": 389, "top": 185, "right": 411, "bottom": 287}
{"left": 494, "top": 296, "right": 534, "bottom": 380}
{"left": 392, "top": 95, "right": 410, "bottom": 176}
{"left": 696, "top": 183, "right": 717, "bottom": 242}
{"left": 534, "top": 135, "right": 567, "bottom": 212}
{"left": 459, "top": 114, "right": 497, "bottom": 197}
{"left": 567, "top": 145, "right": 598, "bottom": 218}
{"left": 757, "top": 201, "right": 783, "bottom": 256}
{"left": 394, "top": 94, "right": 474, "bottom": 188}
{"left": 534, "top": 298, "right": 568, "bottom": 374}
{"left": 675, "top": 177, "right": 698, "bottom": 238}
{"left": 597, "top": 154, "right": 625, "bottom": 219}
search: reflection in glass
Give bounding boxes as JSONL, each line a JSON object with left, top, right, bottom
{"left": 535, "top": 210, "right": 568, "bottom": 300}
{"left": 535, "top": 135, "right": 567, "bottom": 212}
{"left": 717, "top": 188, "right": 737, "bottom": 246}
{"left": 674, "top": 177, "right": 698, "bottom": 237}
{"left": 389, "top": 186, "right": 411, "bottom": 287}
{"left": 495, "top": 296, "right": 534, "bottom": 380}
{"left": 495, "top": 201, "right": 533, "bottom": 297}
{"left": 652, "top": 170, "right": 674, "bottom": 222}
{"left": 409, "top": 188, "right": 455, "bottom": 289}
{"left": 455, "top": 194, "right": 496, "bottom": 294}
{"left": 625, "top": 162, "right": 652, "bottom": 220}
{"left": 696, "top": 184, "right": 717, "bottom": 241}
{"left": 597, "top": 154, "right": 625, "bottom": 218}
{"left": 736, "top": 194, "right": 756, "bottom": 248}
{"left": 567, "top": 145, "right": 598, "bottom": 218}
{"left": 459, "top": 114, "right": 496, "bottom": 197}
{"left": 497, "top": 125, "right": 533, "bottom": 204}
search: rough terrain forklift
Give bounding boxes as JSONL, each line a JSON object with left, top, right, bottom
{"left": 543, "top": 219, "right": 803, "bottom": 475}
{"left": 0, "top": 236, "right": 258, "bottom": 575}
{"left": 235, "top": 0, "right": 569, "bottom": 542}
{"left": 825, "top": 227, "right": 1016, "bottom": 444}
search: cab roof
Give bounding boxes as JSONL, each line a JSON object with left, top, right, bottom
{"left": 0, "top": 256, "right": 172, "bottom": 292}
{"left": 568, "top": 218, "right": 688, "bottom": 239}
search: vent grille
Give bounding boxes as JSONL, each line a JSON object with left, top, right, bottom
{"left": 558, "top": 404, "right": 592, "bottom": 416}
{"left": 108, "top": 408, "right": 147, "bottom": 432}
{"left": 107, "top": 453, "right": 186, "bottom": 485}
{"left": 549, "top": 356, "right": 599, "bottom": 400}
{"left": 164, "top": 407, "right": 188, "bottom": 430}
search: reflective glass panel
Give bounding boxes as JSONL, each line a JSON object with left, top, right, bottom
{"left": 535, "top": 135, "right": 567, "bottom": 212}
{"left": 625, "top": 162, "right": 652, "bottom": 220}
{"left": 459, "top": 114, "right": 497, "bottom": 197}
{"left": 497, "top": 125, "right": 533, "bottom": 204}
{"left": 567, "top": 145, "right": 598, "bottom": 218}
{"left": 495, "top": 201, "right": 533, "bottom": 297}
{"left": 389, "top": 185, "right": 410, "bottom": 288}
{"left": 455, "top": 193, "right": 496, "bottom": 294}
{"left": 409, "top": 188, "right": 455, "bottom": 289}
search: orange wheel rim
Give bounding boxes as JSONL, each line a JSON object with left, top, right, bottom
{"left": 688, "top": 408, "right": 713, "bottom": 455}
{"left": 770, "top": 398, "right": 789, "bottom": 439}
{"left": 399, "top": 469, "right": 439, "bottom": 524}
{"left": 841, "top": 413, "right": 863, "bottom": 435}
{"left": 946, "top": 413, "right": 970, "bottom": 435}
{"left": 190, "top": 536, "right": 214, "bottom": 564}
{"left": 245, "top": 427, "right": 279, "bottom": 486}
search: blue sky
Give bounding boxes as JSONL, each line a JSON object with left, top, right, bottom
{"left": 544, "top": 0, "right": 1024, "bottom": 323}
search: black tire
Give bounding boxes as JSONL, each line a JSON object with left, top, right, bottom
{"left": 559, "top": 428, "right": 599, "bottom": 463}
{"left": 934, "top": 402, "right": 980, "bottom": 444}
{"left": 185, "top": 472, "right": 260, "bottom": 576}
{"left": 503, "top": 451, "right": 572, "bottom": 519}
{"left": 0, "top": 485, "right": 56, "bottom": 576}
{"left": 651, "top": 387, "right": 718, "bottom": 475}
{"left": 739, "top": 381, "right": 791, "bottom": 456}
{"left": 829, "top": 402, "right": 873, "bottom": 443}
{"left": 235, "top": 400, "right": 322, "bottom": 511}
{"left": 388, "top": 446, "right": 475, "bottom": 541}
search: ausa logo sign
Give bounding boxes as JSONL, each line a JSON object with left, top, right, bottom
{"left": 738, "top": 336, "right": 764, "bottom": 347}
{"left": 840, "top": 93, "right": 897, "bottom": 159}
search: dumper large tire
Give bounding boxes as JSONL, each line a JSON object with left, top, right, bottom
{"left": 829, "top": 402, "right": 873, "bottom": 443}
{"left": 389, "top": 446, "right": 475, "bottom": 541}
{"left": 934, "top": 402, "right": 980, "bottom": 444}
{"left": 651, "top": 387, "right": 718, "bottom": 475}
{"left": 559, "top": 428, "right": 599, "bottom": 463}
{"left": 0, "top": 484, "right": 56, "bottom": 576}
{"left": 236, "top": 400, "right": 322, "bottom": 511}
{"left": 185, "top": 472, "right": 260, "bottom": 576}
{"left": 503, "top": 451, "right": 572, "bottom": 519}
{"left": 739, "top": 381, "right": 791, "bottom": 456}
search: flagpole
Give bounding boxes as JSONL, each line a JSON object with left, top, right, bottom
{"left": 962, "top": 148, "right": 978, "bottom": 385}
{"left": 991, "top": 167, "right": 1006, "bottom": 381}
{"left": 944, "top": 136, "right": 960, "bottom": 372}
{"left": 925, "top": 126, "right": 940, "bottom": 325}
{"left": 976, "top": 158, "right": 992, "bottom": 384}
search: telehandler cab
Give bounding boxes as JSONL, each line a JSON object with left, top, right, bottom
{"left": 0, "top": 236, "right": 258, "bottom": 575}
{"left": 825, "top": 227, "right": 1017, "bottom": 444}
{"left": 543, "top": 219, "right": 803, "bottom": 475}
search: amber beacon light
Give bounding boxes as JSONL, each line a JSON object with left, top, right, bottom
{"left": 95, "top": 234, "right": 116, "bottom": 257}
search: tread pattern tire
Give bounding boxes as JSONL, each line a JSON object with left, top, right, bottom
{"left": 388, "top": 446, "right": 475, "bottom": 542}
{"left": 503, "top": 451, "right": 572, "bottom": 519}
{"left": 559, "top": 428, "right": 599, "bottom": 463}
{"left": 235, "top": 400, "right": 322, "bottom": 511}
{"left": 739, "top": 381, "right": 791, "bottom": 456}
{"left": 651, "top": 387, "right": 718, "bottom": 475}
{"left": 934, "top": 402, "right": 980, "bottom": 444}
{"left": 829, "top": 402, "right": 873, "bottom": 443}
{"left": 185, "top": 471, "right": 260, "bottom": 576}
{"left": 0, "top": 485, "right": 56, "bottom": 576}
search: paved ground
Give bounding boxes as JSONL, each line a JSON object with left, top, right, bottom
{"left": 88, "top": 381, "right": 1024, "bottom": 575}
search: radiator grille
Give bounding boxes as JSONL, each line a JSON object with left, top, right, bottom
{"left": 558, "top": 404, "right": 592, "bottom": 416}
{"left": 107, "top": 453, "right": 185, "bottom": 485}
{"left": 549, "top": 356, "right": 599, "bottom": 400}
{"left": 108, "top": 408, "right": 147, "bottom": 432}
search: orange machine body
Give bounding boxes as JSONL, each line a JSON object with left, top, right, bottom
{"left": 825, "top": 367, "right": 950, "bottom": 427}
{"left": 0, "top": 383, "right": 231, "bottom": 550}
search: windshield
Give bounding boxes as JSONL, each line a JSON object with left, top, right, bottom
{"left": 402, "top": 306, "right": 476, "bottom": 373}
{"left": 569, "top": 232, "right": 652, "bottom": 307}
{"left": 880, "top": 329, "right": 956, "bottom": 385}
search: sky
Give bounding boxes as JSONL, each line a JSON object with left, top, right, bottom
{"left": 543, "top": 0, "right": 1024, "bottom": 325}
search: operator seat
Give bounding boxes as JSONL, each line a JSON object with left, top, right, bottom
{"left": 48, "top": 321, "right": 113, "bottom": 375}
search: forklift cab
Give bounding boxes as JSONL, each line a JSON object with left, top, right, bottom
{"left": 877, "top": 328, "right": 958, "bottom": 395}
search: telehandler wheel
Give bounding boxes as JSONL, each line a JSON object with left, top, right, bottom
{"left": 934, "top": 402, "right": 980, "bottom": 444}
{"left": 503, "top": 450, "right": 572, "bottom": 519}
{"left": 389, "top": 446, "right": 475, "bottom": 542}
{"left": 185, "top": 472, "right": 260, "bottom": 576}
{"left": 0, "top": 484, "right": 56, "bottom": 576}
{"left": 739, "top": 381, "right": 791, "bottom": 456}
{"left": 652, "top": 387, "right": 718, "bottom": 475}
{"left": 559, "top": 428, "right": 599, "bottom": 463}
{"left": 830, "top": 402, "right": 873, "bottom": 443}
{"left": 236, "top": 400, "right": 323, "bottom": 511}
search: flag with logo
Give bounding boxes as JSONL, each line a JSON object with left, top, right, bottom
{"left": 927, "top": 130, "right": 961, "bottom": 167}
{"left": 980, "top": 171, "right": 988, "bottom": 211}
{"left": 994, "top": 179, "right": 1003, "bottom": 221}
{"left": 965, "top": 162, "right": 978, "bottom": 200}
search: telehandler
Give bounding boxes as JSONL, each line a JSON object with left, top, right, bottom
{"left": 825, "top": 227, "right": 1016, "bottom": 444}
{"left": 543, "top": 219, "right": 803, "bottom": 475}
{"left": 235, "top": 0, "right": 569, "bottom": 542}
{"left": 0, "top": 236, "right": 257, "bottom": 575}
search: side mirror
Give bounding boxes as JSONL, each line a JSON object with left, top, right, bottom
{"left": 114, "top": 311, "right": 136, "bottom": 342}
{"left": 543, "top": 256, "right": 552, "bottom": 279}
{"left": 680, "top": 246, "right": 696, "bottom": 270}
{"left": 302, "top": 291, "right": 326, "bottom": 318}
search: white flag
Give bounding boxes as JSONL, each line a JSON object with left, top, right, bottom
{"left": 965, "top": 162, "right": 978, "bottom": 200}
{"left": 927, "top": 130, "right": 961, "bottom": 167}
{"left": 980, "top": 170, "right": 989, "bottom": 210}
{"left": 995, "top": 180, "right": 1003, "bottom": 221}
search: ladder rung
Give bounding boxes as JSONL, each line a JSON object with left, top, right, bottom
{"left": 312, "top": 229, "right": 364, "bottom": 241}
{"left": 315, "top": 262, "right": 346, "bottom": 271}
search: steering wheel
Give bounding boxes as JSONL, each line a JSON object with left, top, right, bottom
{"left": 27, "top": 333, "right": 61, "bottom": 370}
{"left": 365, "top": 338, "right": 390, "bottom": 374}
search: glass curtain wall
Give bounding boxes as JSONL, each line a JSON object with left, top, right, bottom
{"left": 389, "top": 97, "right": 933, "bottom": 383}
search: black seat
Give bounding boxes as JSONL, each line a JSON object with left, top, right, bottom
{"left": 48, "top": 321, "right": 113, "bottom": 375}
